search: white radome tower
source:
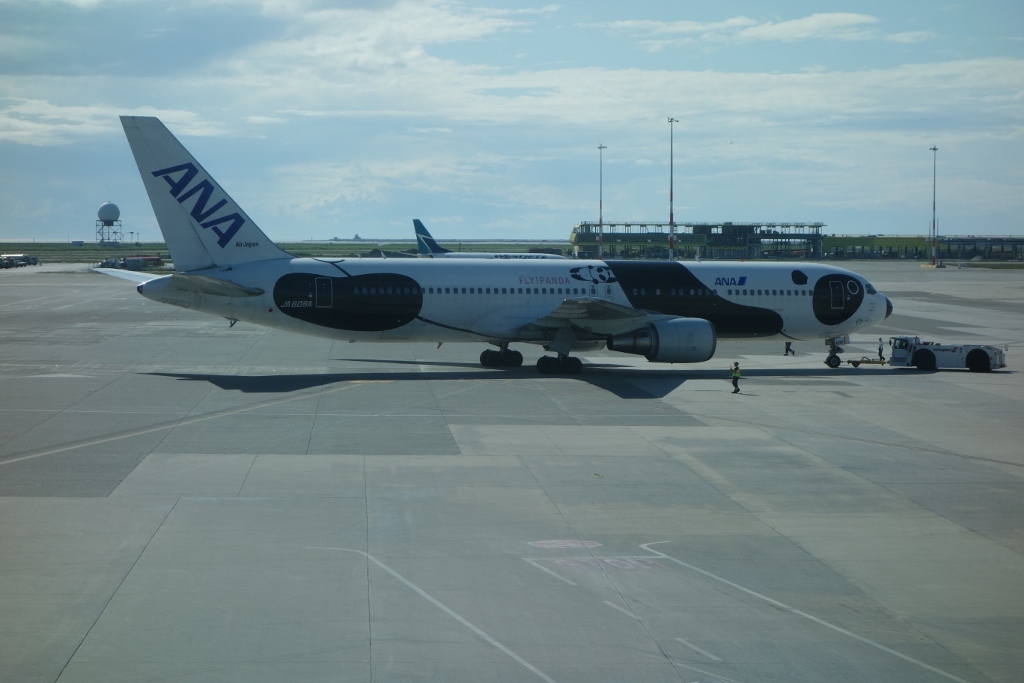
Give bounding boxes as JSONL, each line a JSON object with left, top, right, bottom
{"left": 96, "top": 201, "right": 123, "bottom": 245}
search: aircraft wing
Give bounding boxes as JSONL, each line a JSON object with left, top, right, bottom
{"left": 520, "top": 297, "right": 655, "bottom": 336}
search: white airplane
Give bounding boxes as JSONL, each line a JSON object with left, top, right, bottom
{"left": 414, "top": 219, "right": 565, "bottom": 259}
{"left": 112, "top": 116, "right": 891, "bottom": 374}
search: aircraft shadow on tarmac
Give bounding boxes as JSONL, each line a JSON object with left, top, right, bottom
{"left": 146, "top": 363, "right": 897, "bottom": 400}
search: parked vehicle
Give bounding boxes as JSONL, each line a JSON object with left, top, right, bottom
{"left": 846, "top": 336, "right": 1007, "bottom": 372}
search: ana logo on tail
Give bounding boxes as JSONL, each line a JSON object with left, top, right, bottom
{"left": 151, "top": 163, "right": 245, "bottom": 248}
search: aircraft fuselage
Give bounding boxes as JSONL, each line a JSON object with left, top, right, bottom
{"left": 138, "top": 257, "right": 889, "bottom": 346}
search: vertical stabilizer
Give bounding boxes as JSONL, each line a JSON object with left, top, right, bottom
{"left": 121, "top": 116, "right": 291, "bottom": 271}
{"left": 413, "top": 219, "right": 450, "bottom": 256}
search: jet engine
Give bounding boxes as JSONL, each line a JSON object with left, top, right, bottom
{"left": 607, "top": 318, "right": 717, "bottom": 363}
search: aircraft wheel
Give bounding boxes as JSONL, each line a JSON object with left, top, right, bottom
{"left": 825, "top": 354, "right": 842, "bottom": 369}
{"left": 480, "top": 349, "right": 501, "bottom": 368}
{"left": 502, "top": 350, "right": 524, "bottom": 368}
{"left": 537, "top": 356, "right": 559, "bottom": 374}
{"left": 912, "top": 349, "right": 936, "bottom": 371}
{"left": 566, "top": 357, "right": 583, "bottom": 374}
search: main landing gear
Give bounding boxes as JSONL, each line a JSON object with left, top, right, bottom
{"left": 537, "top": 354, "right": 583, "bottom": 375}
{"left": 479, "top": 344, "right": 523, "bottom": 369}
{"left": 534, "top": 325, "right": 583, "bottom": 375}
{"left": 824, "top": 337, "right": 845, "bottom": 369}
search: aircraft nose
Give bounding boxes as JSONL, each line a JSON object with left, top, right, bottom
{"left": 885, "top": 296, "right": 893, "bottom": 319}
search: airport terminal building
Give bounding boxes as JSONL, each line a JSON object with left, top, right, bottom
{"left": 570, "top": 221, "right": 1024, "bottom": 260}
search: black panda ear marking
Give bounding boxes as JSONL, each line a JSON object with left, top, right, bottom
{"left": 791, "top": 270, "right": 808, "bottom": 285}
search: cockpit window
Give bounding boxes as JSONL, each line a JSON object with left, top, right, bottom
{"left": 864, "top": 281, "right": 877, "bottom": 295}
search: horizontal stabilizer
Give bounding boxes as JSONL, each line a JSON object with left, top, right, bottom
{"left": 93, "top": 267, "right": 159, "bottom": 284}
{"left": 168, "top": 273, "right": 264, "bottom": 297}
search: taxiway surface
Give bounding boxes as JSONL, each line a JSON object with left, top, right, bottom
{"left": 1, "top": 262, "right": 1022, "bottom": 683}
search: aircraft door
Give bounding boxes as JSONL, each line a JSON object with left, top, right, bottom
{"left": 829, "top": 281, "right": 844, "bottom": 309}
{"left": 315, "top": 277, "right": 333, "bottom": 308}
{"left": 604, "top": 285, "right": 614, "bottom": 301}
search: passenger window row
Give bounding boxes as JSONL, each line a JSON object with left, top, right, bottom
{"left": 726, "top": 289, "right": 809, "bottom": 296}
{"left": 347, "top": 285, "right": 809, "bottom": 297}
{"left": 632, "top": 288, "right": 717, "bottom": 296}
{"left": 350, "top": 286, "right": 591, "bottom": 296}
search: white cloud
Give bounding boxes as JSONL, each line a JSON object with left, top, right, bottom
{"left": 885, "top": 31, "right": 937, "bottom": 44}
{"left": 0, "top": 32, "right": 48, "bottom": 59}
{"left": 598, "top": 12, "right": 936, "bottom": 50}
{"left": 245, "top": 115, "right": 286, "bottom": 125}
{"left": 38, "top": 0, "right": 117, "bottom": 7}
{"left": 597, "top": 17, "right": 759, "bottom": 35}
{"left": 267, "top": 154, "right": 493, "bottom": 212}
{"left": 0, "top": 99, "right": 120, "bottom": 145}
{"left": 735, "top": 13, "right": 878, "bottom": 43}
{"left": 0, "top": 2, "right": 1020, "bottom": 237}
{"left": 0, "top": 97, "right": 228, "bottom": 145}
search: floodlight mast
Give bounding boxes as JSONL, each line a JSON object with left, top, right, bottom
{"left": 668, "top": 117, "right": 678, "bottom": 260}
{"left": 598, "top": 144, "right": 607, "bottom": 259}
{"left": 930, "top": 146, "right": 938, "bottom": 266}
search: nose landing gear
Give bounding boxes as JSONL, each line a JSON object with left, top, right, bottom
{"left": 824, "top": 336, "right": 846, "bottom": 369}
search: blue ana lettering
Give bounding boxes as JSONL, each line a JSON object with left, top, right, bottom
{"left": 714, "top": 276, "right": 748, "bottom": 286}
{"left": 177, "top": 179, "right": 228, "bottom": 222}
{"left": 151, "top": 162, "right": 245, "bottom": 248}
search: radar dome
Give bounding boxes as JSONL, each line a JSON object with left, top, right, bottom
{"left": 97, "top": 202, "right": 120, "bottom": 225}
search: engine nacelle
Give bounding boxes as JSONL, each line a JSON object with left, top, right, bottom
{"left": 607, "top": 318, "right": 717, "bottom": 363}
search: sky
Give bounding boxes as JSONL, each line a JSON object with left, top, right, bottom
{"left": 1, "top": 0, "right": 1022, "bottom": 243}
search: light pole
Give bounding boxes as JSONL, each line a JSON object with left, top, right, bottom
{"left": 598, "top": 144, "right": 607, "bottom": 258}
{"left": 668, "top": 117, "right": 678, "bottom": 260}
{"left": 930, "top": 146, "right": 938, "bottom": 266}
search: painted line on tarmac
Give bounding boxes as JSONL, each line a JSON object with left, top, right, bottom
{"left": 641, "top": 542, "right": 975, "bottom": 683}
{"left": 522, "top": 558, "right": 576, "bottom": 585}
{"left": 675, "top": 637, "right": 721, "bottom": 661}
{"left": 311, "top": 547, "right": 558, "bottom": 683}
{"left": 603, "top": 600, "right": 639, "bottom": 619}
{"left": 670, "top": 660, "right": 744, "bottom": 683}
{"left": 0, "top": 380, "right": 391, "bottom": 466}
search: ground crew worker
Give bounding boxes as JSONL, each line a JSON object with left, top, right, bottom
{"left": 784, "top": 341, "right": 794, "bottom": 356}
{"left": 731, "top": 362, "right": 741, "bottom": 394}
{"left": 878, "top": 337, "right": 885, "bottom": 362}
